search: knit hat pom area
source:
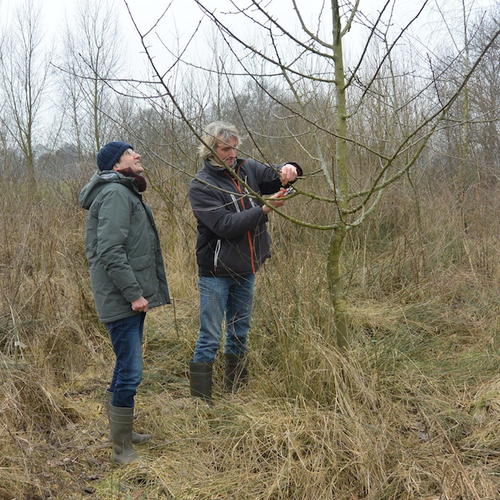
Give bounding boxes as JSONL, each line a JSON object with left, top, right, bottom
{"left": 97, "top": 141, "right": 133, "bottom": 171}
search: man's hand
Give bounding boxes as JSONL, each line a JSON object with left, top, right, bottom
{"left": 131, "top": 296, "right": 149, "bottom": 312}
{"left": 263, "top": 190, "right": 287, "bottom": 214}
{"left": 280, "top": 164, "right": 299, "bottom": 186}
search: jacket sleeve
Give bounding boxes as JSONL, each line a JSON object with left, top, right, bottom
{"left": 95, "top": 187, "right": 143, "bottom": 302}
{"left": 248, "top": 159, "right": 303, "bottom": 195}
{"left": 189, "top": 181, "right": 268, "bottom": 240}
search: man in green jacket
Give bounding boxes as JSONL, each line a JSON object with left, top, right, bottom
{"left": 79, "top": 141, "right": 170, "bottom": 465}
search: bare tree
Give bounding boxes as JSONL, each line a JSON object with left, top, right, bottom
{"left": 58, "top": 0, "right": 125, "bottom": 155}
{"left": 0, "top": 0, "right": 52, "bottom": 185}
{"left": 460, "top": 7, "right": 500, "bottom": 175}
{"left": 123, "top": 0, "right": 500, "bottom": 348}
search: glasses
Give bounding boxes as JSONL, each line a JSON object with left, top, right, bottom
{"left": 125, "top": 148, "right": 139, "bottom": 157}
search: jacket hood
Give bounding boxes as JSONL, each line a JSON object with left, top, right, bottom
{"left": 79, "top": 171, "right": 140, "bottom": 210}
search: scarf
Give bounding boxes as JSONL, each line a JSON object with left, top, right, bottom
{"left": 116, "top": 167, "right": 147, "bottom": 192}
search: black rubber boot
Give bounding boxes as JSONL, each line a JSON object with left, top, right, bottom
{"left": 108, "top": 404, "right": 140, "bottom": 465}
{"left": 105, "top": 391, "right": 152, "bottom": 444}
{"left": 224, "top": 353, "right": 248, "bottom": 393}
{"left": 189, "top": 361, "right": 213, "bottom": 403}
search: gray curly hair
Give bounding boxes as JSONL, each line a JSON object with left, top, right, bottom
{"left": 198, "top": 121, "right": 240, "bottom": 161}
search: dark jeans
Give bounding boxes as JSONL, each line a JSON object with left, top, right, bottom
{"left": 106, "top": 312, "right": 146, "bottom": 408}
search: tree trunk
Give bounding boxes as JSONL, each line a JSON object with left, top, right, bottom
{"left": 327, "top": 224, "right": 349, "bottom": 349}
{"left": 329, "top": 0, "right": 350, "bottom": 349}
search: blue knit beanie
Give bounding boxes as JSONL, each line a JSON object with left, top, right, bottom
{"left": 96, "top": 141, "right": 133, "bottom": 171}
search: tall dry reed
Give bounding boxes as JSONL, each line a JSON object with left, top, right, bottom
{"left": 2, "top": 164, "right": 500, "bottom": 499}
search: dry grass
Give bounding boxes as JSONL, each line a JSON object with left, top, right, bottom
{"left": 2, "top": 172, "right": 500, "bottom": 499}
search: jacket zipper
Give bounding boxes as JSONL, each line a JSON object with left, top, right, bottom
{"left": 223, "top": 168, "right": 256, "bottom": 274}
{"left": 214, "top": 239, "right": 221, "bottom": 271}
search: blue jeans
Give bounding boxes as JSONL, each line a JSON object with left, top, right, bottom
{"left": 106, "top": 312, "right": 146, "bottom": 408}
{"left": 193, "top": 275, "right": 256, "bottom": 363}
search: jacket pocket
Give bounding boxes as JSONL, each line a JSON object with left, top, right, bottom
{"left": 213, "top": 235, "right": 253, "bottom": 276}
{"left": 129, "top": 253, "right": 155, "bottom": 296}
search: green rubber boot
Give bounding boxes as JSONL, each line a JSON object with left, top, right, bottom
{"left": 189, "top": 361, "right": 213, "bottom": 403}
{"left": 105, "top": 391, "right": 151, "bottom": 444}
{"left": 224, "top": 353, "right": 248, "bottom": 393}
{"left": 108, "top": 404, "right": 140, "bottom": 465}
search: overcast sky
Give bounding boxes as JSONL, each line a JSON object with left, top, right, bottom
{"left": 3, "top": 0, "right": 481, "bottom": 63}
{"left": 2, "top": 0, "right": 495, "bottom": 58}
{"left": 1, "top": 0, "right": 496, "bottom": 99}
{"left": 2, "top": 0, "right": 496, "bottom": 80}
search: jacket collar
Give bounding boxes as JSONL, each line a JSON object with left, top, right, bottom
{"left": 203, "top": 158, "right": 245, "bottom": 174}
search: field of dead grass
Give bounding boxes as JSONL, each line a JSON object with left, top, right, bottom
{"left": 2, "top": 173, "right": 500, "bottom": 499}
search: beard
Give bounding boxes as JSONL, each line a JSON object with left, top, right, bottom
{"left": 116, "top": 167, "right": 147, "bottom": 192}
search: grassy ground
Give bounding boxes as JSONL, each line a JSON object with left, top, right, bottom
{"left": 2, "top": 175, "right": 500, "bottom": 499}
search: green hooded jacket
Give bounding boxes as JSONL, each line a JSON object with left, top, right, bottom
{"left": 79, "top": 171, "right": 170, "bottom": 323}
